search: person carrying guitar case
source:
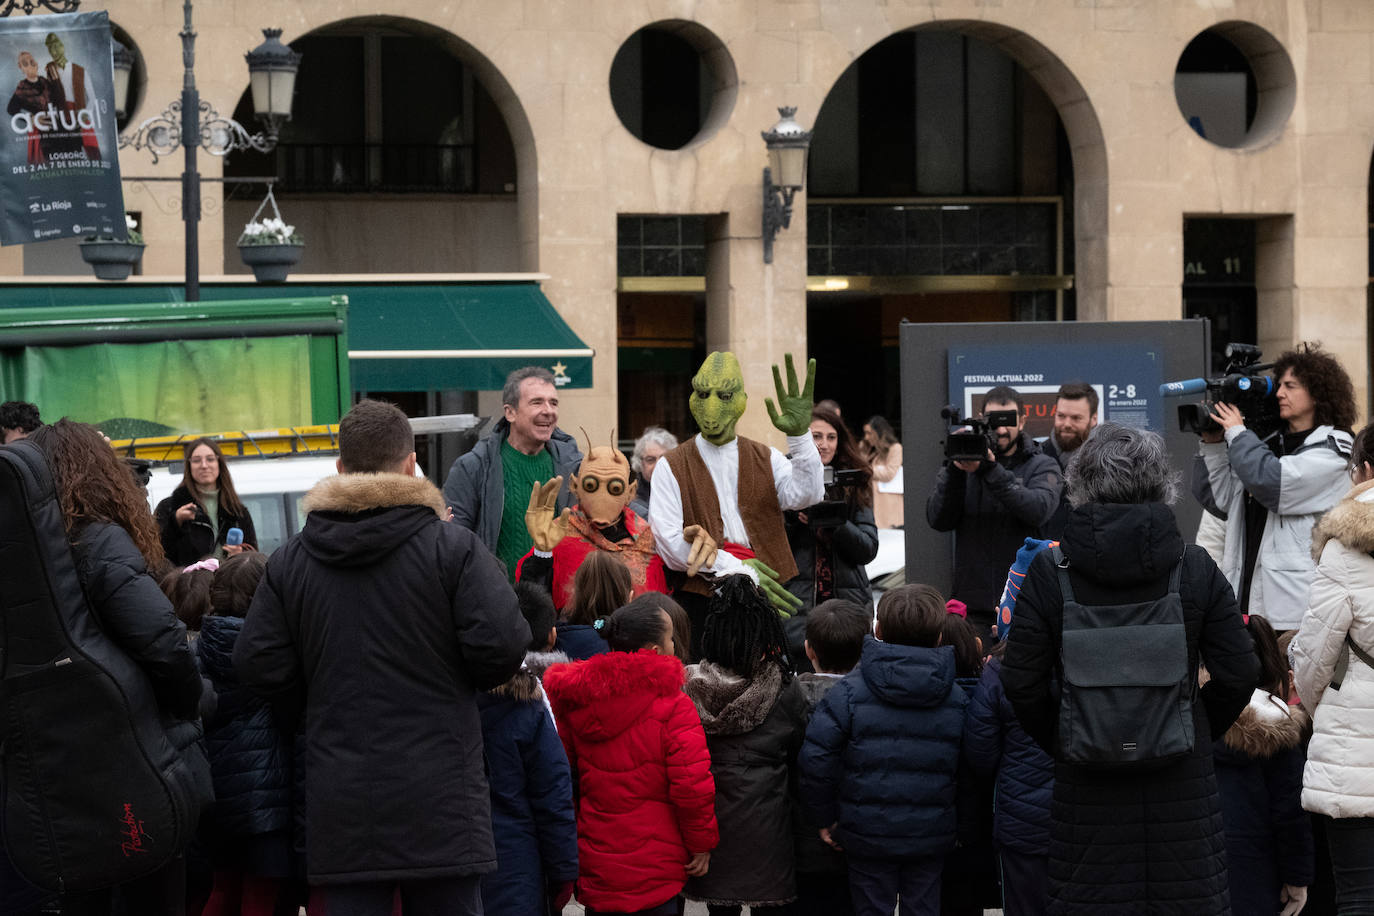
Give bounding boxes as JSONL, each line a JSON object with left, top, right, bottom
{"left": 0, "top": 421, "right": 211, "bottom": 915}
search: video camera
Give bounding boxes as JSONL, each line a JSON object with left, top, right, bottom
{"left": 941, "top": 405, "right": 1020, "bottom": 462}
{"left": 1159, "top": 343, "right": 1281, "bottom": 438}
{"left": 806, "top": 466, "right": 869, "bottom": 529}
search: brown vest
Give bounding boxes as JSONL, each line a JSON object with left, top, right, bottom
{"left": 668, "top": 435, "right": 798, "bottom": 595}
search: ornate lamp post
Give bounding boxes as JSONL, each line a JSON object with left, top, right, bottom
{"left": 117, "top": 2, "right": 300, "bottom": 301}
{"left": 760, "top": 106, "right": 813, "bottom": 265}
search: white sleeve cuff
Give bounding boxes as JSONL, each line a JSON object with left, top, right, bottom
{"left": 532, "top": 548, "right": 553, "bottom": 558}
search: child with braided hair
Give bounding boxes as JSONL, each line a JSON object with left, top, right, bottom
{"left": 683, "top": 575, "right": 809, "bottom": 914}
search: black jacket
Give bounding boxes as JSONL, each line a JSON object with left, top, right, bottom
{"left": 233, "top": 472, "right": 530, "bottom": 884}
{"left": 1039, "top": 437, "right": 1075, "bottom": 540}
{"left": 154, "top": 483, "right": 258, "bottom": 566}
{"left": 197, "top": 613, "right": 291, "bottom": 839}
{"left": 784, "top": 493, "right": 880, "bottom": 610}
{"left": 926, "top": 433, "right": 1061, "bottom": 630}
{"left": 1000, "top": 502, "right": 1258, "bottom": 914}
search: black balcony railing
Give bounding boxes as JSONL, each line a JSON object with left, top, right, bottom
{"left": 269, "top": 143, "right": 482, "bottom": 193}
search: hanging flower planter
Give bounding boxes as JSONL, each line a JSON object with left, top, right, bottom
{"left": 237, "top": 187, "right": 303, "bottom": 283}
{"left": 80, "top": 215, "right": 144, "bottom": 281}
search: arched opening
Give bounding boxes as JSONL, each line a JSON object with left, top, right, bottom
{"left": 222, "top": 16, "right": 535, "bottom": 275}
{"left": 806, "top": 23, "right": 1107, "bottom": 420}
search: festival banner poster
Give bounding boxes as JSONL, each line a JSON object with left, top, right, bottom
{"left": 0, "top": 11, "right": 125, "bottom": 246}
{"left": 946, "top": 343, "right": 1165, "bottom": 439}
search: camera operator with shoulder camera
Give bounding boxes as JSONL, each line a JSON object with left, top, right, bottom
{"left": 927, "top": 385, "right": 1062, "bottom": 634}
{"left": 1194, "top": 343, "right": 1356, "bottom": 630}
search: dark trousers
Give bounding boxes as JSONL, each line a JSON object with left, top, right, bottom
{"left": 998, "top": 848, "right": 1048, "bottom": 916}
{"left": 1328, "top": 816, "right": 1374, "bottom": 915}
{"left": 848, "top": 855, "right": 943, "bottom": 916}
{"left": 706, "top": 906, "right": 790, "bottom": 916}
{"left": 795, "top": 870, "right": 853, "bottom": 916}
{"left": 584, "top": 896, "right": 680, "bottom": 916}
{"left": 61, "top": 856, "right": 187, "bottom": 916}
{"left": 311, "top": 875, "right": 481, "bottom": 916}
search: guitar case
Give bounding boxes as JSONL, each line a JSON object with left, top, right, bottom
{"left": 0, "top": 439, "right": 209, "bottom": 893}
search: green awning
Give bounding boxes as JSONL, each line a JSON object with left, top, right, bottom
{"left": 0, "top": 280, "right": 593, "bottom": 391}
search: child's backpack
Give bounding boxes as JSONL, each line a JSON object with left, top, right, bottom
{"left": 1051, "top": 545, "right": 1196, "bottom": 767}
{"left": 0, "top": 440, "right": 211, "bottom": 893}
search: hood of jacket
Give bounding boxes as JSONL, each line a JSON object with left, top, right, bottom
{"left": 858, "top": 635, "right": 956, "bottom": 708}
{"left": 298, "top": 473, "right": 445, "bottom": 566}
{"left": 1221, "top": 688, "right": 1310, "bottom": 758}
{"left": 543, "top": 649, "right": 685, "bottom": 741}
{"left": 684, "top": 659, "right": 784, "bottom": 736}
{"left": 484, "top": 666, "right": 545, "bottom": 704}
{"left": 524, "top": 649, "right": 569, "bottom": 680}
{"left": 197, "top": 612, "right": 242, "bottom": 681}
{"left": 1060, "top": 501, "right": 1183, "bottom": 586}
{"left": 1311, "top": 478, "right": 1374, "bottom": 560}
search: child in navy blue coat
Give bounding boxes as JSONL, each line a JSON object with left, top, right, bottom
{"left": 478, "top": 582, "right": 579, "bottom": 915}
{"left": 799, "top": 584, "right": 970, "bottom": 916}
{"left": 1212, "top": 614, "right": 1313, "bottom": 916}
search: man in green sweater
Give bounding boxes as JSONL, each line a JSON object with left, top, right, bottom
{"left": 443, "top": 367, "right": 583, "bottom": 578}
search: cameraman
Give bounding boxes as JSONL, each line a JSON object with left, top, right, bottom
{"left": 926, "top": 386, "right": 1061, "bottom": 634}
{"left": 784, "top": 406, "right": 879, "bottom": 612}
{"left": 1194, "top": 343, "right": 1355, "bottom": 630}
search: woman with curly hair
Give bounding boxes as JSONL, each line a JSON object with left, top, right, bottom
{"left": 1197, "top": 342, "right": 1358, "bottom": 630}
{"left": 862, "top": 415, "right": 903, "bottom": 529}
{"left": 26, "top": 419, "right": 206, "bottom": 916}
{"left": 154, "top": 437, "right": 257, "bottom": 566}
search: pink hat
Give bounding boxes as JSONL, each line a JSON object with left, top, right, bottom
{"left": 945, "top": 598, "right": 967, "bottom": 618}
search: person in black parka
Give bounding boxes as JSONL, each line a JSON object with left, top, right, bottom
{"left": 154, "top": 437, "right": 257, "bottom": 566}
{"left": 1001, "top": 423, "right": 1258, "bottom": 916}
{"left": 233, "top": 400, "right": 530, "bottom": 915}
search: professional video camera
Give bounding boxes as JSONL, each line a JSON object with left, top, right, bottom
{"left": 1159, "top": 343, "right": 1281, "bottom": 438}
{"left": 940, "top": 405, "right": 1020, "bottom": 462}
{"left": 803, "top": 466, "right": 868, "bottom": 529}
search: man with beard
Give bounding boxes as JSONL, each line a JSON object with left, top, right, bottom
{"left": 1040, "top": 381, "right": 1099, "bottom": 538}
{"left": 926, "top": 385, "right": 1061, "bottom": 634}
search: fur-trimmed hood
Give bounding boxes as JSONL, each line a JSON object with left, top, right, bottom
{"left": 524, "top": 649, "right": 569, "bottom": 681}
{"left": 684, "top": 660, "right": 784, "bottom": 736}
{"left": 485, "top": 666, "right": 544, "bottom": 704}
{"left": 1221, "top": 688, "right": 1310, "bottom": 758}
{"left": 1312, "top": 478, "right": 1374, "bottom": 560}
{"left": 298, "top": 473, "right": 447, "bottom": 566}
{"left": 543, "top": 649, "right": 685, "bottom": 741}
{"left": 302, "top": 472, "right": 446, "bottom": 517}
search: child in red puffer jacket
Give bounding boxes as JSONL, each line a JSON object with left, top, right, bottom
{"left": 544, "top": 599, "right": 718, "bottom": 916}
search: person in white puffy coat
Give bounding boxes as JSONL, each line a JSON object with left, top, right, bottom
{"left": 1293, "top": 421, "right": 1374, "bottom": 912}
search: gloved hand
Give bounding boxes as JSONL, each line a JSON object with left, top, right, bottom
{"left": 683, "top": 525, "right": 719, "bottom": 577}
{"left": 742, "top": 557, "right": 802, "bottom": 617}
{"left": 525, "top": 477, "right": 571, "bottom": 552}
{"left": 766, "top": 353, "right": 816, "bottom": 436}
{"left": 548, "top": 879, "right": 575, "bottom": 911}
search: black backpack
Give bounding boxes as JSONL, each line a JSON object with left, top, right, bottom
{"left": 1052, "top": 545, "right": 1197, "bottom": 767}
{"left": 0, "top": 439, "right": 211, "bottom": 893}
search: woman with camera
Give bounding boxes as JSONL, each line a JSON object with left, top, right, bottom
{"left": 784, "top": 406, "right": 879, "bottom": 615}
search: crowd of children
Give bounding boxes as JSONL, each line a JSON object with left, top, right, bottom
{"left": 146, "top": 520, "right": 1328, "bottom": 916}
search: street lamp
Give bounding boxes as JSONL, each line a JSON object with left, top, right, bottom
{"left": 117, "top": 1, "right": 300, "bottom": 302}
{"left": 760, "top": 106, "right": 812, "bottom": 264}
{"left": 111, "top": 39, "right": 133, "bottom": 120}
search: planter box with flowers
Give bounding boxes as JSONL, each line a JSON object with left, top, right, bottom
{"left": 238, "top": 217, "right": 303, "bottom": 283}
{"left": 80, "top": 215, "right": 145, "bottom": 281}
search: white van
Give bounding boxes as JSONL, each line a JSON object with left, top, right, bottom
{"left": 137, "top": 414, "right": 479, "bottom": 556}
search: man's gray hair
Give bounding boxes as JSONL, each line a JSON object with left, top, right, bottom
{"left": 1066, "top": 422, "right": 1179, "bottom": 508}
{"left": 632, "top": 426, "right": 678, "bottom": 474}
{"left": 502, "top": 366, "right": 556, "bottom": 409}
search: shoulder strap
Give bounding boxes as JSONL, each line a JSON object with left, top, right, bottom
{"left": 1347, "top": 634, "right": 1374, "bottom": 670}
{"left": 1050, "top": 544, "right": 1074, "bottom": 603}
{"left": 1167, "top": 553, "right": 1185, "bottom": 595}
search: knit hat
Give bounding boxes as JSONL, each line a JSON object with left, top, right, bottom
{"left": 945, "top": 599, "right": 968, "bottom": 618}
{"left": 995, "top": 537, "right": 1057, "bottom": 641}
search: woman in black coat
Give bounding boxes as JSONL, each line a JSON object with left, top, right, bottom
{"left": 785, "top": 407, "right": 878, "bottom": 669}
{"left": 1001, "top": 423, "right": 1257, "bottom": 915}
{"left": 154, "top": 437, "right": 257, "bottom": 565}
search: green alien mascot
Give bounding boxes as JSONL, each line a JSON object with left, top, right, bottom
{"left": 650, "top": 352, "right": 823, "bottom": 645}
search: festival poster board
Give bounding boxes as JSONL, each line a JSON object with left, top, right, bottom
{"left": 0, "top": 11, "right": 125, "bottom": 246}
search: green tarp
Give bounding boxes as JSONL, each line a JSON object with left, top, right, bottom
{"left": 0, "top": 281, "right": 593, "bottom": 391}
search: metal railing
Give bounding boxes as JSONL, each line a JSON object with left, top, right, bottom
{"left": 270, "top": 142, "right": 480, "bottom": 193}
